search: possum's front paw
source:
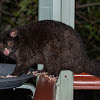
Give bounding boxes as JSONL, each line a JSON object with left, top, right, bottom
{"left": 32, "top": 71, "right": 58, "bottom": 81}
{"left": 45, "top": 75, "right": 58, "bottom": 82}
{"left": 6, "top": 74, "right": 17, "bottom": 78}
{"left": 39, "top": 72, "right": 58, "bottom": 82}
{"left": 32, "top": 71, "right": 48, "bottom": 76}
{"left": 32, "top": 71, "right": 39, "bottom": 76}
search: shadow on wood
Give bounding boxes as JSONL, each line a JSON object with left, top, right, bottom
{"left": 33, "top": 75, "right": 56, "bottom": 100}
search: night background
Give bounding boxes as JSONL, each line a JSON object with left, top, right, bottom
{"left": 0, "top": 0, "right": 100, "bottom": 100}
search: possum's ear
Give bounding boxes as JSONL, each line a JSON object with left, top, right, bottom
{"left": 10, "top": 29, "right": 18, "bottom": 38}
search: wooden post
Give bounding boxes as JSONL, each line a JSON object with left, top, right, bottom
{"left": 53, "top": 0, "right": 61, "bottom": 21}
{"left": 38, "top": 0, "right": 75, "bottom": 28}
{"left": 56, "top": 71, "right": 73, "bottom": 100}
{"left": 38, "top": 0, "right": 75, "bottom": 100}
{"left": 38, "top": 0, "right": 53, "bottom": 20}
{"left": 61, "top": 0, "right": 75, "bottom": 28}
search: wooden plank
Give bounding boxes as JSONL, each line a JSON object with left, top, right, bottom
{"left": 74, "top": 72, "right": 100, "bottom": 90}
{"left": 33, "top": 75, "right": 56, "bottom": 100}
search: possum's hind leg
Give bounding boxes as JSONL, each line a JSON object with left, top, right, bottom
{"left": 43, "top": 40, "right": 61, "bottom": 77}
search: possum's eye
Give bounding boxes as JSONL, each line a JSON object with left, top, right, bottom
{"left": 0, "top": 43, "right": 3, "bottom": 48}
{"left": 8, "top": 41, "right": 13, "bottom": 46}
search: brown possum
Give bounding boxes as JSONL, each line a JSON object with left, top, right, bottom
{"left": 0, "top": 20, "right": 100, "bottom": 76}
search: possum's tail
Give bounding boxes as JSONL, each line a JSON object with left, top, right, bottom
{"left": 85, "top": 61, "right": 100, "bottom": 77}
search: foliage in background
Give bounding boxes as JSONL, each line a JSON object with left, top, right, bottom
{"left": 75, "top": 0, "right": 100, "bottom": 61}
{"left": 0, "top": 0, "right": 38, "bottom": 31}
{"left": 0, "top": 0, "right": 100, "bottom": 62}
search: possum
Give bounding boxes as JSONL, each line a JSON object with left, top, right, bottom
{"left": 0, "top": 20, "right": 100, "bottom": 77}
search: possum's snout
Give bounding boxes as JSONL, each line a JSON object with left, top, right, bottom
{"left": 3, "top": 48, "right": 11, "bottom": 56}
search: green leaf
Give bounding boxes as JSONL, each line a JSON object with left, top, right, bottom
{"left": 94, "top": 35, "right": 100, "bottom": 41}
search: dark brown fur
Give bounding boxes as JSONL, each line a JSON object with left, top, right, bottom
{"left": 0, "top": 20, "right": 100, "bottom": 76}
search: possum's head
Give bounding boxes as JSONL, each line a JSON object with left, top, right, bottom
{"left": 0, "top": 29, "right": 19, "bottom": 56}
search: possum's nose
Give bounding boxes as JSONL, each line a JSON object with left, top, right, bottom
{"left": 3, "top": 48, "right": 11, "bottom": 56}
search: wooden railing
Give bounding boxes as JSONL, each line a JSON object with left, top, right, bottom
{"left": 74, "top": 72, "right": 100, "bottom": 90}
{"left": 33, "top": 71, "right": 100, "bottom": 100}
